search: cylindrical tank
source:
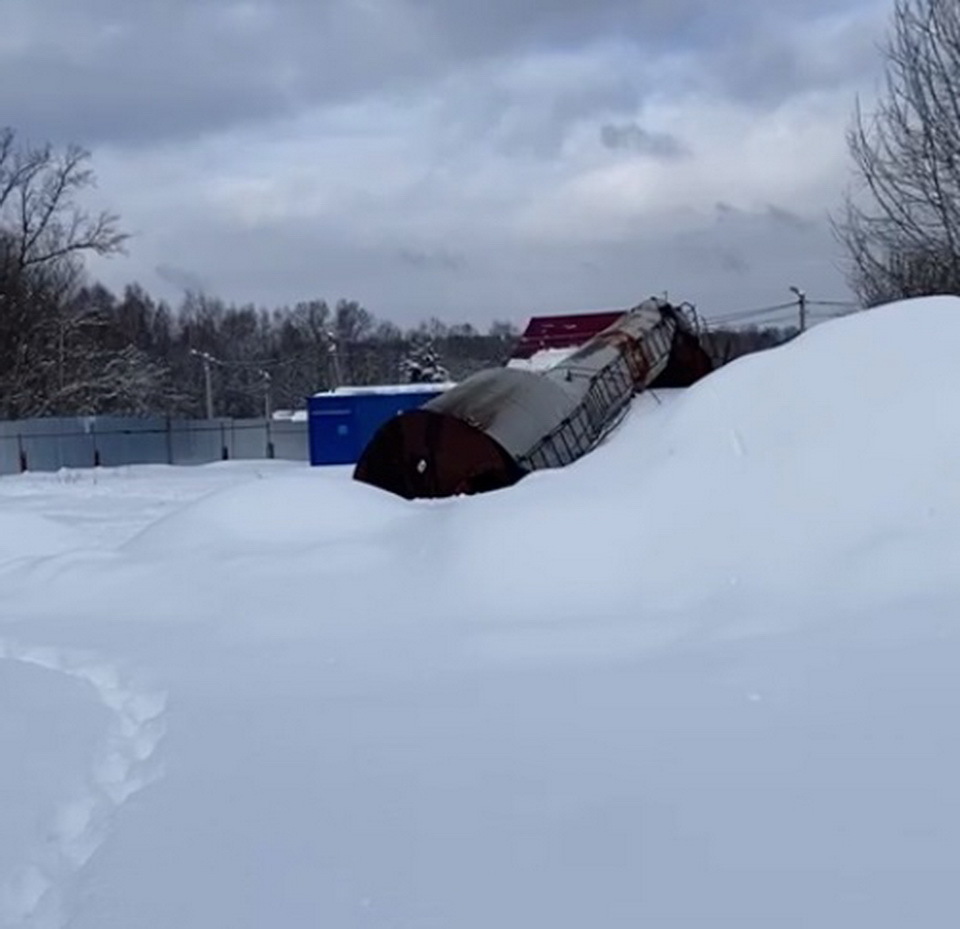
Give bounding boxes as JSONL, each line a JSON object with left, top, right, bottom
{"left": 354, "top": 298, "right": 711, "bottom": 499}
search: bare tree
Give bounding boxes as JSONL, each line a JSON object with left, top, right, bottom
{"left": 333, "top": 299, "right": 373, "bottom": 382}
{"left": 489, "top": 319, "right": 519, "bottom": 340}
{"left": 0, "top": 127, "right": 127, "bottom": 272}
{"left": 835, "top": 0, "right": 960, "bottom": 306}
{"left": 0, "top": 128, "right": 128, "bottom": 415}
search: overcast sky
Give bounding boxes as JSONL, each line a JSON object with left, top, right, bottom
{"left": 1, "top": 0, "right": 892, "bottom": 326}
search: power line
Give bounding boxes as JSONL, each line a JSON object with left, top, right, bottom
{"left": 706, "top": 295, "right": 862, "bottom": 329}
{"left": 706, "top": 301, "right": 799, "bottom": 326}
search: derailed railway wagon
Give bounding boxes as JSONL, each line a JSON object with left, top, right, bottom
{"left": 354, "top": 298, "right": 712, "bottom": 499}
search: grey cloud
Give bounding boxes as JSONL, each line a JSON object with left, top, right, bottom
{"left": 703, "top": 4, "right": 889, "bottom": 106}
{"left": 765, "top": 204, "right": 817, "bottom": 232}
{"left": 673, "top": 227, "right": 753, "bottom": 277}
{"left": 155, "top": 264, "right": 209, "bottom": 294}
{"left": 91, "top": 204, "right": 851, "bottom": 327}
{"left": 715, "top": 201, "right": 823, "bottom": 235}
{"left": 491, "top": 80, "right": 640, "bottom": 158}
{"left": 418, "top": 0, "right": 853, "bottom": 65}
{"left": 397, "top": 247, "right": 466, "bottom": 272}
{"left": 669, "top": 202, "right": 840, "bottom": 288}
{"left": 717, "top": 248, "right": 751, "bottom": 275}
{"left": 715, "top": 201, "right": 822, "bottom": 237}
{"left": 600, "top": 123, "right": 688, "bottom": 159}
{"left": 0, "top": 0, "right": 441, "bottom": 147}
{"left": 424, "top": 54, "right": 642, "bottom": 161}
{"left": 0, "top": 0, "right": 883, "bottom": 149}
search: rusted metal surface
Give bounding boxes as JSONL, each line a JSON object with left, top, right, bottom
{"left": 650, "top": 325, "right": 714, "bottom": 388}
{"left": 352, "top": 408, "right": 524, "bottom": 499}
{"left": 424, "top": 367, "right": 581, "bottom": 461}
{"left": 354, "top": 298, "right": 713, "bottom": 499}
{"left": 520, "top": 301, "right": 678, "bottom": 471}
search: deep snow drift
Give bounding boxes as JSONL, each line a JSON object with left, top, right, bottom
{"left": 2, "top": 297, "right": 960, "bottom": 928}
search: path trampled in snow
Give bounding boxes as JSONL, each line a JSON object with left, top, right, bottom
{"left": 0, "top": 640, "right": 167, "bottom": 929}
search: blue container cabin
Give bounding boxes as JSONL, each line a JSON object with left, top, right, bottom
{"left": 307, "top": 384, "right": 452, "bottom": 466}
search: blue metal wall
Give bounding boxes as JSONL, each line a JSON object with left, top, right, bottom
{"left": 307, "top": 388, "right": 447, "bottom": 466}
{"left": 0, "top": 416, "right": 308, "bottom": 475}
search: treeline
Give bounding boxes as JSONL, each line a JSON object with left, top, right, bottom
{"left": 0, "top": 268, "right": 800, "bottom": 421}
{"left": 0, "top": 273, "right": 794, "bottom": 419}
{"left": 0, "top": 125, "right": 793, "bottom": 420}
{"left": 0, "top": 282, "right": 520, "bottom": 418}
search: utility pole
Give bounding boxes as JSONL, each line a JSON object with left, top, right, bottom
{"left": 259, "top": 368, "right": 275, "bottom": 459}
{"left": 326, "top": 330, "right": 342, "bottom": 389}
{"left": 259, "top": 369, "right": 273, "bottom": 420}
{"left": 789, "top": 285, "right": 807, "bottom": 333}
{"left": 190, "top": 349, "right": 218, "bottom": 419}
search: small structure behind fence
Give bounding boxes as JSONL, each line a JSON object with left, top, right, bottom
{"left": 0, "top": 416, "right": 308, "bottom": 476}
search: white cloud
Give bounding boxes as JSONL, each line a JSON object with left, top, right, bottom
{"left": 515, "top": 88, "right": 853, "bottom": 242}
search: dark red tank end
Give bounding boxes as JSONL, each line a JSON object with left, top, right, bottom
{"left": 353, "top": 409, "right": 526, "bottom": 499}
{"left": 650, "top": 325, "right": 714, "bottom": 388}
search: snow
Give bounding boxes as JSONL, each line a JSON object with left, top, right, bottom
{"left": 271, "top": 409, "right": 308, "bottom": 422}
{"left": 2, "top": 296, "right": 960, "bottom": 927}
{"left": 506, "top": 346, "right": 579, "bottom": 370}
{"left": 312, "top": 382, "right": 456, "bottom": 397}
{"left": 0, "top": 512, "right": 83, "bottom": 561}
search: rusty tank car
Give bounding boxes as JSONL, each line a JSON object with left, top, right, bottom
{"left": 353, "top": 298, "right": 712, "bottom": 499}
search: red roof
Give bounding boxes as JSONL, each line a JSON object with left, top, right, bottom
{"left": 511, "top": 311, "right": 625, "bottom": 359}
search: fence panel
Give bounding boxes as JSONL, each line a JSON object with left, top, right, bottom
{"left": 93, "top": 417, "right": 170, "bottom": 467}
{"left": 169, "top": 420, "right": 229, "bottom": 465}
{"left": 270, "top": 421, "right": 307, "bottom": 461}
{"left": 228, "top": 420, "right": 276, "bottom": 461}
{"left": 0, "top": 416, "right": 309, "bottom": 476}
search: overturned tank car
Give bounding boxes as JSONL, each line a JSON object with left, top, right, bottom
{"left": 353, "top": 298, "right": 712, "bottom": 499}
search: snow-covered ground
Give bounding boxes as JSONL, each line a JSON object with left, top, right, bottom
{"left": 2, "top": 296, "right": 960, "bottom": 928}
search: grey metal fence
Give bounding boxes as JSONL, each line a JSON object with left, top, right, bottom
{"left": 0, "top": 416, "right": 308, "bottom": 475}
